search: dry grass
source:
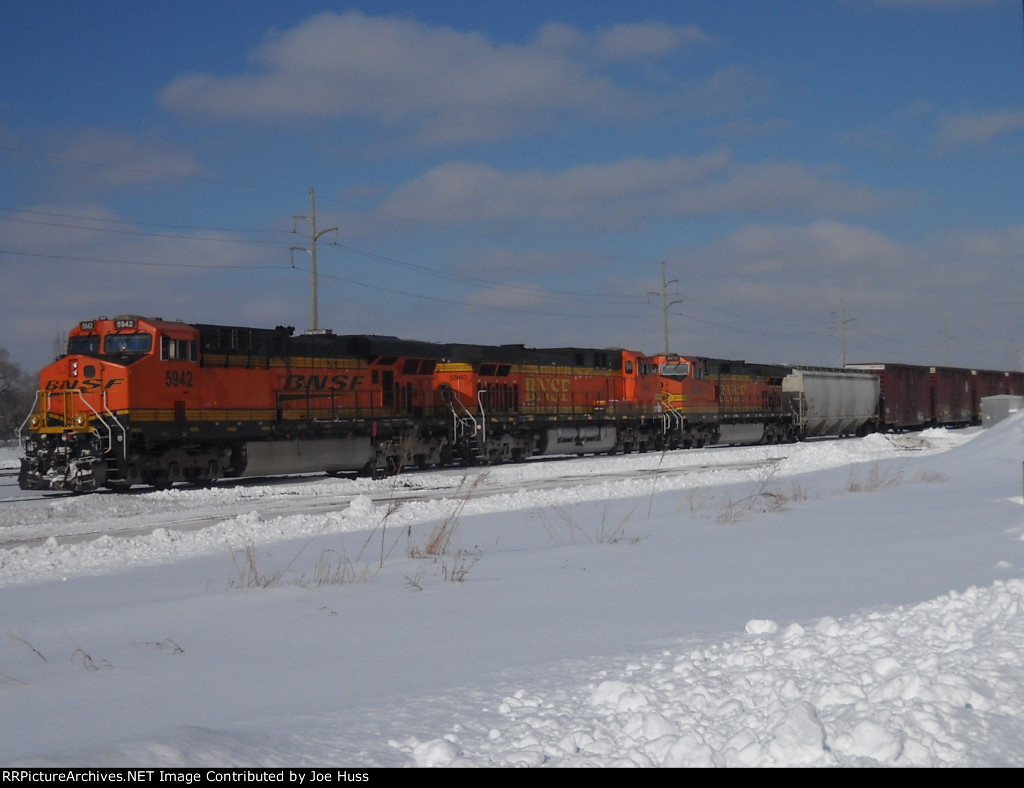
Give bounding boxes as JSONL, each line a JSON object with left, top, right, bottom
{"left": 534, "top": 493, "right": 642, "bottom": 546}
{"left": 229, "top": 536, "right": 372, "bottom": 591}
{"left": 400, "top": 473, "right": 489, "bottom": 586}
{"left": 229, "top": 543, "right": 277, "bottom": 588}
{"left": 439, "top": 550, "right": 479, "bottom": 583}
{"left": 312, "top": 547, "right": 371, "bottom": 586}
{"left": 413, "top": 472, "right": 488, "bottom": 557}
{"left": 8, "top": 635, "right": 47, "bottom": 662}
{"left": 847, "top": 462, "right": 904, "bottom": 493}
{"left": 140, "top": 639, "right": 185, "bottom": 654}
{"left": 71, "top": 648, "right": 111, "bottom": 671}
{"left": 228, "top": 541, "right": 289, "bottom": 589}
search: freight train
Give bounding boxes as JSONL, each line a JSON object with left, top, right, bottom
{"left": 16, "top": 315, "right": 1024, "bottom": 492}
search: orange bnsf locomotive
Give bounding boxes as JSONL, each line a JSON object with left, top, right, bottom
{"left": 19, "top": 315, "right": 883, "bottom": 492}
{"left": 17, "top": 316, "right": 655, "bottom": 491}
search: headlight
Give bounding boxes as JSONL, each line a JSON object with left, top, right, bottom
{"left": 74, "top": 414, "right": 88, "bottom": 427}
{"left": 30, "top": 416, "right": 40, "bottom": 429}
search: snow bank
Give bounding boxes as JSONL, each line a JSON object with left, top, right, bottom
{"left": 4, "top": 425, "right": 1024, "bottom": 767}
{"left": 395, "top": 579, "right": 1024, "bottom": 767}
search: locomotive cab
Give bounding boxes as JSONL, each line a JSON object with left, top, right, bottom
{"left": 656, "top": 355, "right": 691, "bottom": 378}
{"left": 20, "top": 317, "right": 140, "bottom": 491}
{"left": 649, "top": 354, "right": 794, "bottom": 447}
{"left": 19, "top": 316, "right": 201, "bottom": 492}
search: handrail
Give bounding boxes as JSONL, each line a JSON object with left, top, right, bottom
{"left": 660, "top": 399, "right": 685, "bottom": 435}
{"left": 439, "top": 385, "right": 479, "bottom": 442}
{"left": 17, "top": 391, "right": 42, "bottom": 448}
{"left": 91, "top": 389, "right": 128, "bottom": 462}
{"left": 476, "top": 389, "right": 488, "bottom": 447}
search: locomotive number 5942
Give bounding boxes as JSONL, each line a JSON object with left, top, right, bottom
{"left": 165, "top": 370, "right": 194, "bottom": 388}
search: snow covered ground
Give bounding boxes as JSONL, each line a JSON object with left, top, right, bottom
{"left": 1, "top": 420, "right": 1023, "bottom": 767}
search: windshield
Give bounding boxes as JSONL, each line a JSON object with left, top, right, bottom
{"left": 659, "top": 361, "right": 689, "bottom": 378}
{"left": 67, "top": 335, "right": 101, "bottom": 356}
{"left": 104, "top": 333, "right": 153, "bottom": 355}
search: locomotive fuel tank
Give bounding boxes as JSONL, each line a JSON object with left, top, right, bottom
{"left": 537, "top": 426, "right": 617, "bottom": 456}
{"left": 236, "top": 438, "right": 375, "bottom": 478}
{"left": 718, "top": 423, "right": 765, "bottom": 445}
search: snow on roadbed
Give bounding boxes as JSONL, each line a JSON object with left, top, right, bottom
{"left": 0, "top": 431, "right": 960, "bottom": 586}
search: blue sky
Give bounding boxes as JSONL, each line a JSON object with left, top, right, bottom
{"left": 3, "top": 0, "right": 1023, "bottom": 373}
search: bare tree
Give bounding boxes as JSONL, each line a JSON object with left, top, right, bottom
{"left": 0, "top": 348, "right": 35, "bottom": 440}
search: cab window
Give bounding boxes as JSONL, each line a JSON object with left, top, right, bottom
{"left": 68, "top": 335, "right": 100, "bottom": 356}
{"left": 161, "top": 336, "right": 196, "bottom": 361}
{"left": 104, "top": 333, "right": 153, "bottom": 355}
{"left": 659, "top": 362, "right": 690, "bottom": 378}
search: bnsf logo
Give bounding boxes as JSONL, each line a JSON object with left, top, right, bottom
{"left": 284, "top": 374, "right": 365, "bottom": 391}
{"left": 44, "top": 378, "right": 124, "bottom": 392}
{"left": 524, "top": 376, "right": 571, "bottom": 404}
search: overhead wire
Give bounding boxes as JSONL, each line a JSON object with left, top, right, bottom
{"left": 304, "top": 263, "right": 645, "bottom": 322}
{"left": 0, "top": 248, "right": 287, "bottom": 270}
{"left": 0, "top": 204, "right": 651, "bottom": 307}
{"left": 0, "top": 144, "right": 892, "bottom": 341}
{"left": 0, "top": 214, "right": 291, "bottom": 246}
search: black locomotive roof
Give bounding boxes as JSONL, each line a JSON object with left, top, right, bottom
{"left": 193, "top": 323, "right": 623, "bottom": 370}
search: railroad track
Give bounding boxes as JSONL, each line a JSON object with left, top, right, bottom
{"left": 0, "top": 453, "right": 787, "bottom": 550}
{"left": 0, "top": 468, "right": 73, "bottom": 504}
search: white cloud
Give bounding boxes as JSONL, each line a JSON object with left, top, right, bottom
{"left": 867, "top": 0, "right": 1005, "bottom": 7}
{"left": 933, "top": 108, "right": 1024, "bottom": 151}
{"left": 378, "top": 153, "right": 905, "bottom": 232}
{"left": 52, "top": 130, "right": 203, "bottom": 190}
{"left": 159, "top": 11, "right": 716, "bottom": 146}
{"left": 594, "top": 21, "right": 714, "bottom": 60}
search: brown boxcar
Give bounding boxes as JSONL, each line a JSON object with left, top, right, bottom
{"left": 971, "top": 369, "right": 1014, "bottom": 420}
{"left": 846, "top": 363, "right": 932, "bottom": 430}
{"left": 930, "top": 366, "right": 974, "bottom": 426}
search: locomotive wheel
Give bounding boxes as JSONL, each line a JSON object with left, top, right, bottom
{"left": 185, "top": 470, "right": 213, "bottom": 488}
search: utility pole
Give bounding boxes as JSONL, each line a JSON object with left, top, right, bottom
{"left": 292, "top": 188, "right": 338, "bottom": 332}
{"left": 648, "top": 261, "right": 684, "bottom": 355}
{"left": 830, "top": 298, "right": 855, "bottom": 367}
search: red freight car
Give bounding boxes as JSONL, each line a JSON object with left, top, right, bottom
{"left": 930, "top": 366, "right": 974, "bottom": 427}
{"left": 971, "top": 369, "right": 1014, "bottom": 420}
{"left": 846, "top": 363, "right": 932, "bottom": 430}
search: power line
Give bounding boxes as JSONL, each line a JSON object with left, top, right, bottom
{"left": 307, "top": 264, "right": 650, "bottom": 322}
{"left": 0, "top": 248, "right": 287, "bottom": 270}
{"left": 0, "top": 143, "right": 295, "bottom": 196}
{"left": 324, "top": 242, "right": 647, "bottom": 306}
{"left": 0, "top": 145, "right": 823, "bottom": 326}
{"left": 0, "top": 205, "right": 650, "bottom": 306}
{"left": 0, "top": 206, "right": 294, "bottom": 235}
{"left": 0, "top": 214, "right": 291, "bottom": 246}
